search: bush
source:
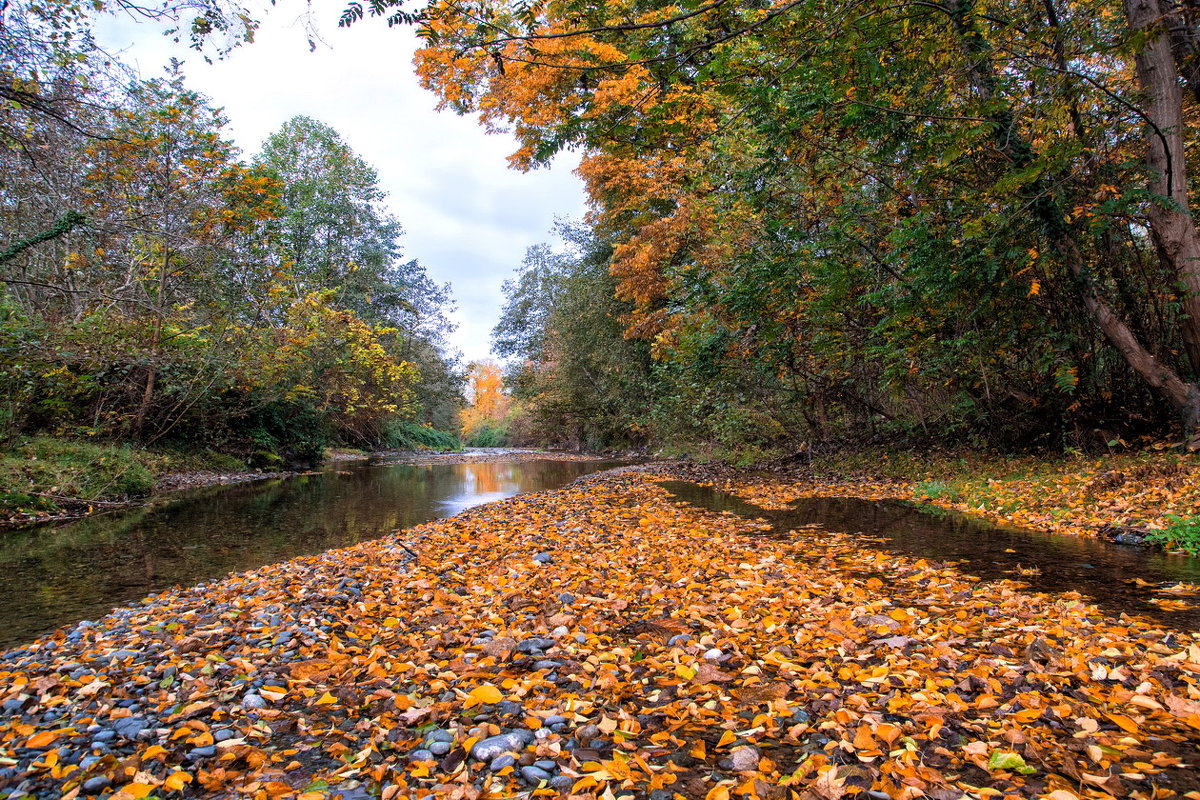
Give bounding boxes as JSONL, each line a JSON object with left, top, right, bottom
{"left": 381, "top": 419, "right": 461, "bottom": 451}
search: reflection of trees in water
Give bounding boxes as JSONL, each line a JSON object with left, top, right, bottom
{"left": 664, "top": 483, "right": 1200, "bottom": 630}
{"left": 0, "top": 460, "right": 622, "bottom": 648}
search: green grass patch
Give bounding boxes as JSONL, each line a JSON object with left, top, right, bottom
{"left": 1147, "top": 514, "right": 1200, "bottom": 555}
{"left": 0, "top": 436, "right": 160, "bottom": 516}
{"left": 913, "top": 480, "right": 961, "bottom": 503}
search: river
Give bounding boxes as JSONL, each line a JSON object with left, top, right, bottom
{"left": 0, "top": 456, "right": 627, "bottom": 647}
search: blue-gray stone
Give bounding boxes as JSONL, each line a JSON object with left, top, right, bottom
{"left": 241, "top": 694, "right": 268, "bottom": 709}
{"left": 425, "top": 729, "right": 454, "bottom": 744}
{"left": 533, "top": 759, "right": 557, "bottom": 771}
{"left": 212, "top": 728, "right": 236, "bottom": 742}
{"left": 81, "top": 777, "right": 111, "bottom": 793}
{"left": 428, "top": 741, "right": 452, "bottom": 756}
{"left": 550, "top": 776, "right": 575, "bottom": 790}
{"left": 188, "top": 745, "right": 217, "bottom": 759}
{"left": 112, "top": 717, "right": 147, "bottom": 739}
{"left": 489, "top": 754, "right": 517, "bottom": 771}
{"left": 409, "top": 749, "right": 435, "bottom": 763}
{"left": 520, "top": 766, "right": 552, "bottom": 784}
{"left": 543, "top": 715, "right": 568, "bottom": 727}
{"left": 471, "top": 731, "right": 533, "bottom": 761}
{"left": 532, "top": 552, "right": 553, "bottom": 564}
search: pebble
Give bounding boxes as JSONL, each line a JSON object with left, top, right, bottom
{"left": 557, "top": 593, "right": 575, "bottom": 604}
{"left": 516, "top": 637, "right": 555, "bottom": 654}
{"left": 667, "top": 634, "right": 692, "bottom": 647}
{"left": 543, "top": 714, "right": 568, "bottom": 727}
{"left": 550, "top": 775, "right": 575, "bottom": 790}
{"left": 520, "top": 766, "right": 552, "bottom": 783}
{"left": 702, "top": 648, "right": 723, "bottom": 660}
{"left": 212, "top": 728, "right": 236, "bottom": 742}
{"left": 490, "top": 754, "right": 517, "bottom": 771}
{"left": 409, "top": 749, "right": 435, "bottom": 763}
{"left": 533, "top": 759, "right": 558, "bottom": 771}
{"left": 428, "top": 741, "right": 452, "bottom": 756}
{"left": 471, "top": 731, "right": 533, "bottom": 761}
{"left": 532, "top": 552, "right": 553, "bottom": 564}
{"left": 111, "top": 717, "right": 148, "bottom": 740}
{"left": 81, "top": 777, "right": 111, "bottom": 794}
{"left": 187, "top": 745, "right": 217, "bottom": 760}
{"left": 241, "top": 694, "right": 268, "bottom": 709}
{"left": 425, "top": 729, "right": 454, "bottom": 744}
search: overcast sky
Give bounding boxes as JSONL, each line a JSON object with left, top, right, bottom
{"left": 94, "top": 7, "right": 587, "bottom": 363}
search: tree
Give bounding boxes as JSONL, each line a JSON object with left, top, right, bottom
{"left": 394, "top": 0, "right": 1200, "bottom": 448}
{"left": 495, "top": 224, "right": 655, "bottom": 450}
{"left": 256, "top": 115, "right": 463, "bottom": 428}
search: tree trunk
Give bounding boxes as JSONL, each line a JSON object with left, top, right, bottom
{"left": 1126, "top": 0, "right": 1200, "bottom": 378}
{"left": 948, "top": 0, "right": 1200, "bottom": 439}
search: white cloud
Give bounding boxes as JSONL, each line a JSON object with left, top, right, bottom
{"left": 94, "top": 8, "right": 587, "bottom": 363}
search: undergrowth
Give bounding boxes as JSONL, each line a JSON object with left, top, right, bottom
{"left": 382, "top": 420, "right": 461, "bottom": 451}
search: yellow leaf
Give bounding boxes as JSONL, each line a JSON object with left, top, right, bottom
{"left": 25, "top": 731, "right": 57, "bottom": 748}
{"left": 315, "top": 691, "right": 338, "bottom": 706}
{"left": 122, "top": 783, "right": 156, "bottom": 800}
{"left": 1106, "top": 713, "right": 1139, "bottom": 733}
{"left": 717, "top": 730, "right": 737, "bottom": 747}
{"left": 163, "top": 772, "right": 192, "bottom": 791}
{"left": 469, "top": 684, "right": 504, "bottom": 705}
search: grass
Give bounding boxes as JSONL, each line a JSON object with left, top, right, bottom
{"left": 0, "top": 436, "right": 157, "bottom": 516}
{"left": 382, "top": 420, "right": 462, "bottom": 451}
{"left": 1147, "top": 514, "right": 1200, "bottom": 555}
{"left": 0, "top": 437, "right": 248, "bottom": 521}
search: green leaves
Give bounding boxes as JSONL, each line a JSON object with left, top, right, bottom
{"left": 987, "top": 750, "right": 1036, "bottom": 775}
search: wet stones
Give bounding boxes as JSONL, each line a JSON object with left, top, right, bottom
{"left": 110, "top": 717, "right": 149, "bottom": 740}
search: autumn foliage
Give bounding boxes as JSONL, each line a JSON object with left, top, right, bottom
{"left": 408, "top": 0, "right": 1200, "bottom": 454}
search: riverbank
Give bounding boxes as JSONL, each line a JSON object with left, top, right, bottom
{"left": 0, "top": 466, "right": 1197, "bottom": 799}
{"left": 694, "top": 449, "right": 1200, "bottom": 552}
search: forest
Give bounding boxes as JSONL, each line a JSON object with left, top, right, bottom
{"left": 8, "top": 0, "right": 1200, "bottom": 480}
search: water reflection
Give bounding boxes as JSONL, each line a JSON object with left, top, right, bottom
{"left": 0, "top": 459, "right": 624, "bottom": 647}
{"left": 660, "top": 481, "right": 1200, "bottom": 631}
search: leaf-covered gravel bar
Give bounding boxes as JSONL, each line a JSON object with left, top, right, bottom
{"left": 0, "top": 467, "right": 1197, "bottom": 800}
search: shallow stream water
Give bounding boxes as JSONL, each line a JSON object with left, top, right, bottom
{"left": 660, "top": 480, "right": 1200, "bottom": 632}
{"left": 0, "top": 457, "right": 625, "bottom": 647}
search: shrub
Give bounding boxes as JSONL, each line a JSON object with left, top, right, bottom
{"left": 463, "top": 421, "right": 509, "bottom": 448}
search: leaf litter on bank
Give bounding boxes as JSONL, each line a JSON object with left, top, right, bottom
{"left": 0, "top": 467, "right": 1197, "bottom": 800}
